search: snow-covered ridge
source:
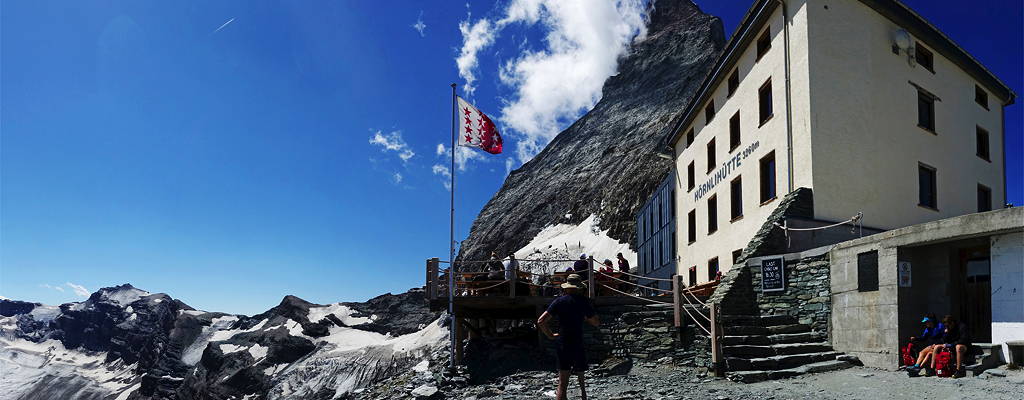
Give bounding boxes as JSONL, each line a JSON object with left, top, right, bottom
{"left": 513, "top": 214, "right": 637, "bottom": 274}
{"left": 98, "top": 285, "right": 151, "bottom": 307}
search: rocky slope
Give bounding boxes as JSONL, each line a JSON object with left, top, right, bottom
{"left": 458, "top": 0, "right": 725, "bottom": 263}
{"left": 0, "top": 285, "right": 442, "bottom": 400}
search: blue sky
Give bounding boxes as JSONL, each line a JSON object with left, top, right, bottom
{"left": 1, "top": 1, "right": 1020, "bottom": 315}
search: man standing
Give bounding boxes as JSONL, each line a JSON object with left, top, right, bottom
{"left": 537, "top": 274, "right": 600, "bottom": 400}
{"left": 616, "top": 253, "right": 630, "bottom": 273}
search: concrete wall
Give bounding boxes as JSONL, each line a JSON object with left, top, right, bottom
{"left": 991, "top": 232, "right": 1024, "bottom": 362}
{"left": 829, "top": 207, "right": 1023, "bottom": 369}
{"left": 805, "top": 0, "right": 1006, "bottom": 228}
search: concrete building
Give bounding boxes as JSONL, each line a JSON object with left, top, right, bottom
{"left": 661, "top": 0, "right": 1015, "bottom": 286}
{"left": 829, "top": 207, "right": 1023, "bottom": 368}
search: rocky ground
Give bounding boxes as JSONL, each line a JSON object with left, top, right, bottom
{"left": 368, "top": 359, "right": 1024, "bottom": 400}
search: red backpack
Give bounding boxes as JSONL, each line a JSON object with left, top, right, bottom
{"left": 900, "top": 343, "right": 916, "bottom": 366}
{"left": 934, "top": 347, "right": 954, "bottom": 377}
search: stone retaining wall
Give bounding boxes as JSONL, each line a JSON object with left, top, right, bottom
{"left": 750, "top": 254, "right": 832, "bottom": 333}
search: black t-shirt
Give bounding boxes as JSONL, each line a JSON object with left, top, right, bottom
{"left": 546, "top": 294, "right": 596, "bottom": 343}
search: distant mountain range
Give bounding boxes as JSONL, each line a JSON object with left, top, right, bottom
{"left": 0, "top": 284, "right": 441, "bottom": 399}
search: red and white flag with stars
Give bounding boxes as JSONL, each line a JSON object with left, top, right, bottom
{"left": 457, "top": 96, "right": 503, "bottom": 154}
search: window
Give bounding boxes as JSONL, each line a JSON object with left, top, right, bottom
{"left": 729, "top": 111, "right": 741, "bottom": 151}
{"left": 915, "top": 43, "right": 934, "bottom": 72}
{"left": 727, "top": 70, "right": 739, "bottom": 97}
{"left": 689, "top": 266, "right": 697, "bottom": 286}
{"left": 976, "top": 126, "right": 990, "bottom": 161}
{"left": 756, "top": 28, "right": 771, "bottom": 60}
{"left": 708, "top": 257, "right": 720, "bottom": 282}
{"left": 857, "top": 250, "right": 879, "bottom": 292}
{"left": 730, "top": 176, "right": 743, "bottom": 220}
{"left": 975, "top": 85, "right": 989, "bottom": 109}
{"left": 707, "top": 194, "right": 718, "bottom": 234}
{"left": 732, "top": 249, "right": 743, "bottom": 265}
{"left": 917, "top": 91, "right": 935, "bottom": 132}
{"left": 759, "top": 151, "right": 776, "bottom": 203}
{"left": 978, "top": 184, "right": 992, "bottom": 212}
{"left": 670, "top": 190, "right": 676, "bottom": 218}
{"left": 705, "top": 100, "right": 715, "bottom": 124}
{"left": 687, "top": 210, "right": 696, "bottom": 244}
{"left": 686, "top": 128, "right": 694, "bottom": 147}
{"left": 687, "top": 162, "right": 695, "bottom": 192}
{"left": 657, "top": 202, "right": 663, "bottom": 228}
{"left": 918, "top": 163, "right": 937, "bottom": 209}
{"left": 706, "top": 138, "right": 716, "bottom": 173}
{"left": 759, "top": 79, "right": 773, "bottom": 125}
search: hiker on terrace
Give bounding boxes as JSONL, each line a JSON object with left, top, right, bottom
{"left": 503, "top": 253, "right": 519, "bottom": 280}
{"left": 537, "top": 274, "right": 599, "bottom": 400}
{"left": 573, "top": 254, "right": 589, "bottom": 279}
{"left": 600, "top": 259, "right": 614, "bottom": 273}
{"left": 485, "top": 252, "right": 503, "bottom": 280}
{"left": 616, "top": 253, "right": 630, "bottom": 273}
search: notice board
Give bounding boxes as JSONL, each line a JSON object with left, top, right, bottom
{"left": 761, "top": 256, "right": 785, "bottom": 292}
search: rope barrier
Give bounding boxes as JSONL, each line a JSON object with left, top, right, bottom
{"left": 677, "top": 300, "right": 712, "bottom": 336}
{"left": 773, "top": 212, "right": 862, "bottom": 232}
{"left": 610, "top": 269, "right": 674, "bottom": 282}
{"left": 455, "top": 279, "right": 513, "bottom": 291}
{"left": 595, "top": 271, "right": 674, "bottom": 294}
{"left": 596, "top": 283, "right": 674, "bottom": 305}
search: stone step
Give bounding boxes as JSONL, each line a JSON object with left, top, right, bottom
{"left": 721, "top": 335, "right": 771, "bottom": 346}
{"left": 727, "top": 360, "right": 853, "bottom": 383}
{"left": 766, "top": 324, "right": 811, "bottom": 335}
{"left": 726, "top": 351, "right": 841, "bottom": 371}
{"left": 719, "top": 314, "right": 799, "bottom": 327}
{"left": 723, "top": 342, "right": 834, "bottom": 358}
{"left": 768, "top": 331, "right": 825, "bottom": 344}
{"left": 722, "top": 325, "right": 769, "bottom": 336}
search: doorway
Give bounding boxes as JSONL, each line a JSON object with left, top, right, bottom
{"left": 959, "top": 247, "right": 991, "bottom": 342}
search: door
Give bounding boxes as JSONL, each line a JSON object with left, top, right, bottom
{"left": 960, "top": 248, "right": 991, "bottom": 342}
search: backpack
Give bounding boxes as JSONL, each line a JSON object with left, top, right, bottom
{"left": 934, "top": 347, "right": 954, "bottom": 377}
{"left": 900, "top": 343, "right": 916, "bottom": 366}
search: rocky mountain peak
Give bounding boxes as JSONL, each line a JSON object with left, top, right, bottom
{"left": 459, "top": 0, "right": 725, "bottom": 263}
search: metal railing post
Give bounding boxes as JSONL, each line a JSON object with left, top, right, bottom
{"left": 509, "top": 259, "right": 517, "bottom": 298}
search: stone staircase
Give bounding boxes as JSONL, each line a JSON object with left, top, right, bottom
{"left": 720, "top": 314, "right": 854, "bottom": 383}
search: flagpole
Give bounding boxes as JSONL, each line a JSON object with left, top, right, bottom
{"left": 448, "top": 83, "right": 457, "bottom": 370}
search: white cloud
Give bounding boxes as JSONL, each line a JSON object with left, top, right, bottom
{"left": 369, "top": 130, "right": 415, "bottom": 162}
{"left": 432, "top": 164, "right": 452, "bottom": 191}
{"left": 505, "top": 158, "right": 516, "bottom": 175}
{"left": 412, "top": 11, "right": 427, "bottom": 37}
{"left": 392, "top": 172, "right": 403, "bottom": 184}
{"left": 436, "top": 143, "right": 446, "bottom": 156}
{"left": 40, "top": 283, "right": 65, "bottom": 292}
{"left": 456, "top": 17, "right": 498, "bottom": 96}
{"left": 66, "top": 282, "right": 90, "bottom": 297}
{"left": 435, "top": 143, "right": 484, "bottom": 172}
{"left": 455, "top": 0, "right": 647, "bottom": 163}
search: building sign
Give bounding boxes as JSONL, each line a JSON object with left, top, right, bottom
{"left": 898, "top": 261, "right": 912, "bottom": 287}
{"left": 761, "top": 256, "right": 785, "bottom": 292}
{"left": 694, "top": 140, "right": 760, "bottom": 201}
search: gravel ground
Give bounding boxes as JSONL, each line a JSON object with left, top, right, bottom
{"left": 437, "top": 363, "right": 1024, "bottom": 400}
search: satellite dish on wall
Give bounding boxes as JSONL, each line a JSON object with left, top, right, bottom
{"left": 892, "top": 29, "right": 912, "bottom": 51}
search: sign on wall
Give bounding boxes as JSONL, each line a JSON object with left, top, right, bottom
{"left": 761, "top": 256, "right": 786, "bottom": 292}
{"left": 898, "top": 261, "right": 912, "bottom": 287}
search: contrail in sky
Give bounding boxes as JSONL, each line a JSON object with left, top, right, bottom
{"left": 213, "top": 18, "right": 235, "bottom": 34}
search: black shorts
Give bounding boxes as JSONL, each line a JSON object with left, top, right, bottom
{"left": 556, "top": 339, "right": 587, "bottom": 372}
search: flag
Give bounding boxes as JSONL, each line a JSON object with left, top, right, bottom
{"left": 457, "top": 96, "right": 503, "bottom": 154}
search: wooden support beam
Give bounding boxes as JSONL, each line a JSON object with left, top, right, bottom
{"left": 709, "top": 302, "right": 722, "bottom": 376}
{"left": 587, "top": 256, "right": 595, "bottom": 298}
{"left": 454, "top": 316, "right": 465, "bottom": 366}
{"left": 427, "top": 258, "right": 439, "bottom": 301}
{"left": 672, "top": 275, "right": 682, "bottom": 328}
